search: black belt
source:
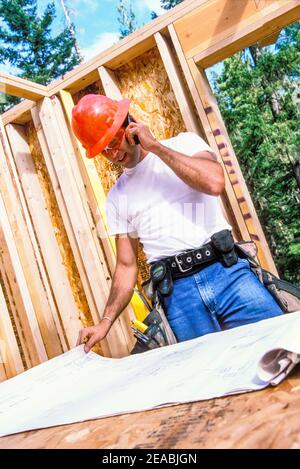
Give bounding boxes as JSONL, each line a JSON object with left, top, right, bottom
{"left": 162, "top": 241, "right": 219, "bottom": 279}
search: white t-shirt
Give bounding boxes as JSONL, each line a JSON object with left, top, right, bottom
{"left": 106, "top": 132, "right": 231, "bottom": 263}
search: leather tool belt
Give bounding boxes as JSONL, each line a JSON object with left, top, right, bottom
{"left": 150, "top": 230, "right": 238, "bottom": 298}
{"left": 163, "top": 241, "right": 219, "bottom": 279}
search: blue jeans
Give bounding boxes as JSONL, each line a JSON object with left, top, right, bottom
{"left": 163, "top": 258, "right": 283, "bottom": 342}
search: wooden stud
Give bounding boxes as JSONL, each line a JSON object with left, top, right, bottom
{"left": 188, "top": 61, "right": 278, "bottom": 274}
{"left": 34, "top": 97, "right": 133, "bottom": 357}
{"left": 6, "top": 123, "right": 81, "bottom": 349}
{"left": 1, "top": 120, "right": 65, "bottom": 358}
{"left": 168, "top": 23, "right": 250, "bottom": 243}
{"left": 0, "top": 281, "right": 24, "bottom": 378}
{"left": 31, "top": 102, "right": 111, "bottom": 356}
{"left": 97, "top": 66, "right": 156, "bottom": 321}
{"left": 53, "top": 95, "right": 136, "bottom": 353}
{"left": 59, "top": 90, "right": 136, "bottom": 343}
{"left": 98, "top": 67, "right": 123, "bottom": 100}
{"left": 154, "top": 32, "right": 201, "bottom": 135}
{"left": 0, "top": 190, "right": 47, "bottom": 367}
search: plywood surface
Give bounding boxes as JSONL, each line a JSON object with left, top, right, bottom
{"left": 1, "top": 368, "right": 300, "bottom": 449}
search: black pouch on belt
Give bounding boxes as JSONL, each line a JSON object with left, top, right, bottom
{"left": 150, "top": 260, "right": 173, "bottom": 297}
{"left": 211, "top": 229, "right": 238, "bottom": 267}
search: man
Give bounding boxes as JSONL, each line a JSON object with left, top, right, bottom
{"left": 72, "top": 94, "right": 282, "bottom": 353}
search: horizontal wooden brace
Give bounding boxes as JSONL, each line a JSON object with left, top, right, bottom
{"left": 0, "top": 73, "right": 49, "bottom": 101}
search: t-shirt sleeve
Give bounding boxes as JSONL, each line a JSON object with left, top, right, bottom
{"left": 174, "top": 132, "right": 215, "bottom": 157}
{"left": 106, "top": 191, "right": 136, "bottom": 236}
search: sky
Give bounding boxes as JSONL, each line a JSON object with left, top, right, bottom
{"left": 52, "top": 0, "right": 166, "bottom": 62}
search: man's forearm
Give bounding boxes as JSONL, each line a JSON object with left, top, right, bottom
{"left": 102, "top": 264, "right": 137, "bottom": 323}
{"left": 151, "top": 141, "right": 224, "bottom": 196}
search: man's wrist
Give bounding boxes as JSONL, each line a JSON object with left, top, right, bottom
{"left": 149, "top": 140, "right": 163, "bottom": 155}
{"left": 101, "top": 315, "right": 114, "bottom": 331}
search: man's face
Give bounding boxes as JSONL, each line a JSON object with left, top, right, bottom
{"left": 101, "top": 128, "right": 139, "bottom": 169}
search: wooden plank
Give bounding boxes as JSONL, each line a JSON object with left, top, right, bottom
{"left": 97, "top": 67, "right": 155, "bottom": 322}
{"left": 0, "top": 191, "right": 47, "bottom": 367}
{"left": 6, "top": 123, "right": 81, "bottom": 350}
{"left": 1, "top": 101, "right": 35, "bottom": 126}
{"left": 189, "top": 63, "right": 278, "bottom": 274}
{"left": 154, "top": 32, "right": 201, "bottom": 134}
{"left": 0, "top": 252, "right": 31, "bottom": 369}
{"left": 168, "top": 23, "right": 250, "bottom": 243}
{"left": 31, "top": 102, "right": 110, "bottom": 357}
{"left": 192, "top": 1, "right": 300, "bottom": 68}
{"left": 59, "top": 90, "right": 136, "bottom": 343}
{"left": 174, "top": 0, "right": 258, "bottom": 59}
{"left": 258, "top": 29, "right": 281, "bottom": 47}
{"left": 0, "top": 73, "right": 48, "bottom": 101}
{"left": 30, "top": 105, "right": 99, "bottom": 338}
{"left": 0, "top": 282, "right": 24, "bottom": 378}
{"left": 1, "top": 119, "right": 66, "bottom": 358}
{"left": 35, "top": 97, "right": 132, "bottom": 357}
{"left": 0, "top": 369, "right": 299, "bottom": 448}
{"left": 98, "top": 66, "right": 123, "bottom": 100}
{"left": 53, "top": 95, "right": 135, "bottom": 353}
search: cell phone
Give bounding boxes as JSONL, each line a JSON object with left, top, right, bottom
{"left": 125, "top": 114, "right": 140, "bottom": 145}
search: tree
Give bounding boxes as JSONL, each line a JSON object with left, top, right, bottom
{"left": 212, "top": 23, "right": 300, "bottom": 285}
{"left": 117, "top": 0, "right": 137, "bottom": 40}
{"left": 160, "top": 0, "right": 184, "bottom": 10}
{"left": 59, "top": 0, "right": 82, "bottom": 60}
{"left": 0, "top": 0, "right": 81, "bottom": 111}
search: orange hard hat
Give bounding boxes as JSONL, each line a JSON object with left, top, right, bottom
{"left": 71, "top": 94, "right": 130, "bottom": 158}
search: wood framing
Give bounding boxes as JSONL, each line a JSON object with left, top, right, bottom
{"left": 0, "top": 282, "right": 24, "bottom": 379}
{"left": 0, "top": 0, "right": 298, "bottom": 380}
{"left": 0, "top": 73, "right": 48, "bottom": 101}
{"left": 174, "top": 0, "right": 300, "bottom": 68}
{"left": 33, "top": 96, "right": 133, "bottom": 357}
{"left": 5, "top": 123, "right": 80, "bottom": 350}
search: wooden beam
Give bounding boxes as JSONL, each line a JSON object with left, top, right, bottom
{"left": 186, "top": 0, "right": 300, "bottom": 68}
{"left": 168, "top": 23, "right": 250, "bottom": 243}
{"left": 1, "top": 119, "right": 67, "bottom": 359}
{"left": 0, "top": 73, "right": 48, "bottom": 101}
{"left": 6, "top": 123, "right": 81, "bottom": 350}
{"left": 154, "top": 32, "right": 202, "bottom": 134}
{"left": 258, "top": 29, "right": 281, "bottom": 47}
{"left": 59, "top": 90, "right": 136, "bottom": 345}
{"left": 1, "top": 100, "right": 35, "bottom": 126}
{"left": 96, "top": 68, "right": 152, "bottom": 322}
{"left": 55, "top": 94, "right": 135, "bottom": 352}
{"left": 98, "top": 66, "right": 123, "bottom": 99}
{"left": 189, "top": 60, "right": 278, "bottom": 273}
{"left": 0, "top": 282, "right": 24, "bottom": 378}
{"left": 0, "top": 189, "right": 47, "bottom": 367}
{"left": 34, "top": 97, "right": 133, "bottom": 357}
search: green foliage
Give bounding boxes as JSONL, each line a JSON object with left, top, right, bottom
{"left": 0, "top": 0, "right": 81, "bottom": 112}
{"left": 117, "top": 0, "right": 137, "bottom": 39}
{"left": 160, "top": 0, "right": 184, "bottom": 10}
{"left": 212, "top": 23, "right": 300, "bottom": 285}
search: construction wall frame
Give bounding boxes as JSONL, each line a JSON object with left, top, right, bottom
{"left": 0, "top": 0, "right": 299, "bottom": 381}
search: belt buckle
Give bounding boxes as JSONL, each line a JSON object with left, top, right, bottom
{"left": 174, "top": 253, "right": 193, "bottom": 273}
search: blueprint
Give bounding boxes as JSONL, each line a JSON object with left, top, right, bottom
{"left": 0, "top": 311, "right": 300, "bottom": 437}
